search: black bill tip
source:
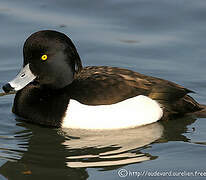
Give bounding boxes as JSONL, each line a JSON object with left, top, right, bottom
{"left": 2, "top": 83, "right": 14, "bottom": 93}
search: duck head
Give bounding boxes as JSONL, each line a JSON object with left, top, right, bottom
{"left": 3, "top": 30, "right": 82, "bottom": 93}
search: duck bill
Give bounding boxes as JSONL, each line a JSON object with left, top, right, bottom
{"left": 2, "top": 64, "right": 36, "bottom": 93}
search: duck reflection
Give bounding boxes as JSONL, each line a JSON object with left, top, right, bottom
{"left": 61, "top": 123, "right": 163, "bottom": 168}
{"left": 0, "top": 116, "right": 196, "bottom": 179}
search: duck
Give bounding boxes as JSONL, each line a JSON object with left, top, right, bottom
{"left": 2, "top": 30, "right": 206, "bottom": 129}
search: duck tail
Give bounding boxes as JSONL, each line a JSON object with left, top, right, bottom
{"left": 193, "top": 104, "right": 206, "bottom": 118}
{"left": 148, "top": 84, "right": 204, "bottom": 119}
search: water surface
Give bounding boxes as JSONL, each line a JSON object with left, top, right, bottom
{"left": 0, "top": 0, "right": 206, "bottom": 179}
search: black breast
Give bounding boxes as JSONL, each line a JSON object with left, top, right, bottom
{"left": 12, "top": 84, "right": 70, "bottom": 127}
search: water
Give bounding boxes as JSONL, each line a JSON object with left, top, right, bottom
{"left": 0, "top": 0, "right": 206, "bottom": 179}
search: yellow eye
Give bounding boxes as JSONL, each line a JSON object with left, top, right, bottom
{"left": 41, "top": 54, "right": 48, "bottom": 61}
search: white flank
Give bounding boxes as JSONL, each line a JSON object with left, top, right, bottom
{"left": 62, "top": 95, "right": 163, "bottom": 129}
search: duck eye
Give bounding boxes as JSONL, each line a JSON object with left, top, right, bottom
{"left": 41, "top": 54, "right": 48, "bottom": 61}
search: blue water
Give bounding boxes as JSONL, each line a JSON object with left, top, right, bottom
{"left": 0, "top": 0, "right": 206, "bottom": 179}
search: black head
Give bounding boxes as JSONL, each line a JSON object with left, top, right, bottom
{"left": 3, "top": 30, "right": 83, "bottom": 92}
